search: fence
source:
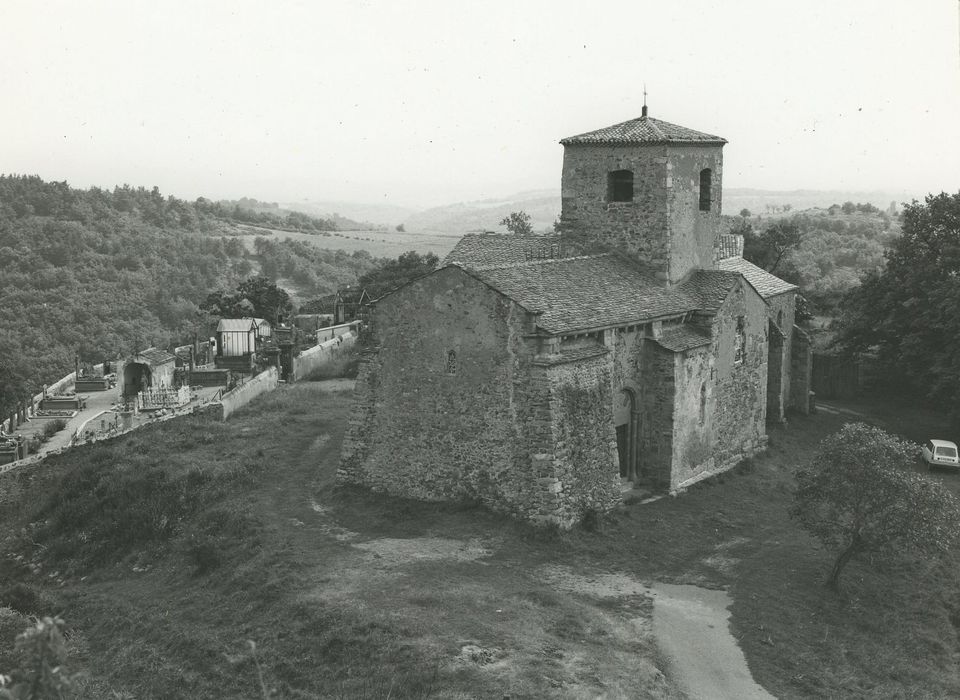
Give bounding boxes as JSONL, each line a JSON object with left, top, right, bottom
{"left": 138, "top": 385, "right": 191, "bottom": 410}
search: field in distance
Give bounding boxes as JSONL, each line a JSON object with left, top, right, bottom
{"left": 236, "top": 225, "right": 461, "bottom": 259}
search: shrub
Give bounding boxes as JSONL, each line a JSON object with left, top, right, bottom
{"left": 792, "top": 423, "right": 960, "bottom": 590}
{"left": 0, "top": 617, "right": 80, "bottom": 699}
{"left": 41, "top": 420, "right": 68, "bottom": 440}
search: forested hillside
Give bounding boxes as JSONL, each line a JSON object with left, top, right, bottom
{"left": 733, "top": 206, "right": 900, "bottom": 315}
{"left": 0, "top": 176, "right": 375, "bottom": 416}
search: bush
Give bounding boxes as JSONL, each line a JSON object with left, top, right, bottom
{"left": 41, "top": 419, "right": 68, "bottom": 440}
{"left": 305, "top": 354, "right": 358, "bottom": 381}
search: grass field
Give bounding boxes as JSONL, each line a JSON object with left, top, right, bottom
{"left": 236, "top": 226, "right": 462, "bottom": 259}
{"left": 2, "top": 385, "right": 960, "bottom": 698}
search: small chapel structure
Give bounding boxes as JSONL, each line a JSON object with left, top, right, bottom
{"left": 337, "top": 107, "right": 811, "bottom": 527}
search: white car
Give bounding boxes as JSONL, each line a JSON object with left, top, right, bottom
{"left": 921, "top": 439, "right": 960, "bottom": 471}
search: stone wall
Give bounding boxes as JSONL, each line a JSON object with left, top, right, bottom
{"left": 698, "top": 278, "right": 768, "bottom": 486}
{"left": 664, "top": 144, "right": 724, "bottom": 282}
{"left": 337, "top": 267, "right": 544, "bottom": 518}
{"left": 290, "top": 332, "right": 356, "bottom": 382}
{"left": 559, "top": 142, "right": 723, "bottom": 283}
{"left": 210, "top": 367, "right": 279, "bottom": 421}
{"left": 538, "top": 354, "right": 622, "bottom": 526}
{"left": 765, "top": 291, "right": 796, "bottom": 418}
{"left": 560, "top": 144, "right": 671, "bottom": 277}
{"left": 670, "top": 345, "right": 716, "bottom": 490}
{"left": 790, "top": 326, "right": 813, "bottom": 413}
{"left": 315, "top": 321, "right": 359, "bottom": 344}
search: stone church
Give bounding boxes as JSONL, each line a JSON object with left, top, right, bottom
{"left": 337, "top": 108, "right": 811, "bottom": 527}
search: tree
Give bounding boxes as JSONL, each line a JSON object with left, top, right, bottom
{"left": 792, "top": 423, "right": 960, "bottom": 591}
{"left": 742, "top": 219, "right": 801, "bottom": 274}
{"left": 0, "top": 617, "right": 81, "bottom": 699}
{"left": 201, "top": 276, "right": 293, "bottom": 325}
{"left": 499, "top": 211, "right": 533, "bottom": 236}
{"left": 395, "top": 223, "right": 405, "bottom": 232}
{"left": 739, "top": 208, "right": 751, "bottom": 218}
{"left": 836, "top": 192, "right": 960, "bottom": 418}
{"left": 357, "top": 251, "right": 439, "bottom": 299}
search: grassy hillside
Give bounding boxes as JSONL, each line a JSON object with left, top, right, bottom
{"left": 2, "top": 385, "right": 960, "bottom": 698}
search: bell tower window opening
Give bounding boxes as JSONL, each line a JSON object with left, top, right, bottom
{"left": 607, "top": 170, "right": 634, "bottom": 203}
{"left": 446, "top": 349, "right": 457, "bottom": 375}
{"left": 699, "top": 168, "right": 712, "bottom": 212}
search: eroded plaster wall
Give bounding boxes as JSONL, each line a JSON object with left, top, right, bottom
{"left": 670, "top": 346, "right": 716, "bottom": 490}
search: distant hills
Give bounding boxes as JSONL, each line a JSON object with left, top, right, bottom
{"left": 285, "top": 187, "right": 925, "bottom": 236}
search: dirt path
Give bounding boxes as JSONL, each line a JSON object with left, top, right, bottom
{"left": 652, "top": 583, "right": 774, "bottom": 700}
{"left": 540, "top": 566, "right": 774, "bottom": 700}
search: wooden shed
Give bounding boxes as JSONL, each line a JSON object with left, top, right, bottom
{"left": 216, "top": 318, "right": 257, "bottom": 357}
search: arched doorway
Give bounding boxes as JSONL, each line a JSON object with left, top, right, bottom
{"left": 123, "top": 362, "right": 152, "bottom": 399}
{"left": 615, "top": 388, "right": 640, "bottom": 482}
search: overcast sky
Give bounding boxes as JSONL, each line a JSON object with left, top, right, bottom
{"left": 2, "top": 0, "right": 958, "bottom": 208}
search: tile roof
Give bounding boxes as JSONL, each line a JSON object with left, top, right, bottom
{"left": 463, "top": 254, "right": 699, "bottom": 334}
{"left": 716, "top": 233, "right": 744, "bottom": 260}
{"left": 717, "top": 257, "right": 797, "bottom": 298}
{"left": 655, "top": 325, "right": 712, "bottom": 353}
{"left": 680, "top": 270, "right": 743, "bottom": 312}
{"left": 442, "top": 233, "right": 565, "bottom": 268}
{"left": 561, "top": 115, "right": 727, "bottom": 146}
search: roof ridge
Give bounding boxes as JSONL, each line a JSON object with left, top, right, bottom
{"left": 463, "top": 253, "right": 609, "bottom": 271}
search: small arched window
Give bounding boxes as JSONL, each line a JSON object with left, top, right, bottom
{"left": 608, "top": 170, "right": 634, "bottom": 203}
{"left": 699, "top": 382, "right": 707, "bottom": 425}
{"left": 445, "top": 349, "right": 457, "bottom": 375}
{"left": 734, "top": 316, "right": 746, "bottom": 364}
{"left": 699, "top": 168, "right": 712, "bottom": 212}
{"left": 777, "top": 310, "right": 783, "bottom": 328}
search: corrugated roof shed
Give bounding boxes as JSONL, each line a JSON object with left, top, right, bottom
{"left": 717, "top": 257, "right": 797, "bottom": 298}
{"left": 217, "top": 318, "right": 257, "bottom": 332}
{"left": 442, "top": 233, "right": 565, "bottom": 268}
{"left": 561, "top": 115, "right": 726, "bottom": 146}
{"left": 465, "top": 254, "right": 700, "bottom": 334}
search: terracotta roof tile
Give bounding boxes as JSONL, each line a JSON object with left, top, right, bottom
{"left": 561, "top": 115, "right": 727, "bottom": 146}
{"left": 463, "top": 254, "right": 699, "bottom": 334}
{"left": 442, "top": 233, "right": 565, "bottom": 268}
{"left": 717, "top": 257, "right": 797, "bottom": 298}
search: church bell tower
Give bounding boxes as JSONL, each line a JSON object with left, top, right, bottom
{"left": 558, "top": 106, "right": 727, "bottom": 284}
